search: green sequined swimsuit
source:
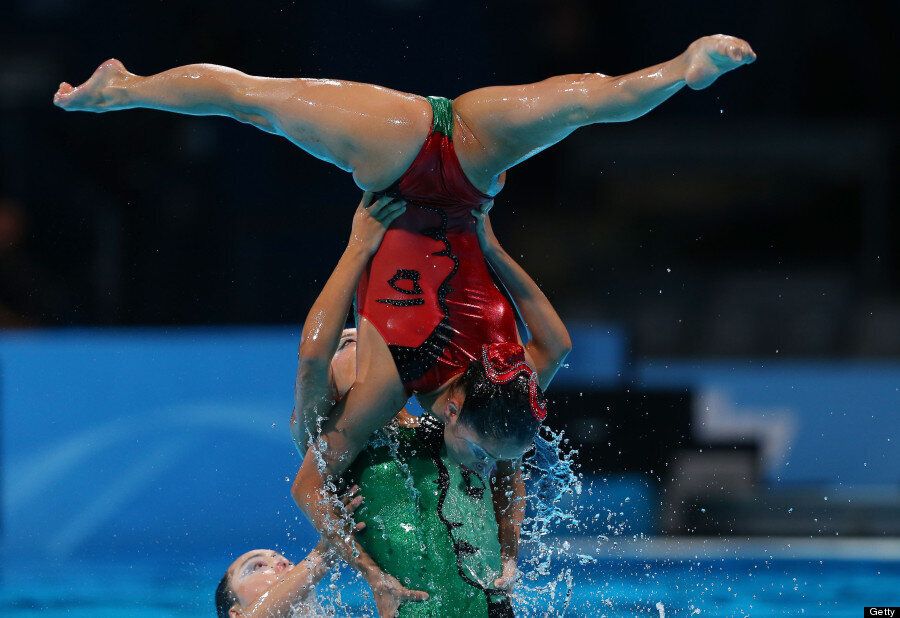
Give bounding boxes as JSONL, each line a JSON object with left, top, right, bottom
{"left": 347, "top": 416, "right": 513, "bottom": 617}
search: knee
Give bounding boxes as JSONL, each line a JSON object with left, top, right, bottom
{"left": 233, "top": 108, "right": 276, "bottom": 133}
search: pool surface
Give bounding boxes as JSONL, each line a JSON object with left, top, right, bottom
{"left": 2, "top": 551, "right": 897, "bottom": 617}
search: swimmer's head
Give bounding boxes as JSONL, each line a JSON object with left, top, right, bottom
{"left": 440, "top": 349, "right": 545, "bottom": 473}
{"left": 331, "top": 328, "right": 358, "bottom": 396}
{"left": 215, "top": 549, "right": 294, "bottom": 617}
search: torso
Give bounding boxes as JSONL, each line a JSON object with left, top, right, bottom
{"left": 347, "top": 415, "right": 511, "bottom": 617}
{"left": 356, "top": 97, "right": 518, "bottom": 395}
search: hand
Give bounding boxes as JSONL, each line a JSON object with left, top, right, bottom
{"left": 493, "top": 557, "right": 518, "bottom": 591}
{"left": 348, "top": 192, "right": 407, "bottom": 255}
{"left": 683, "top": 34, "right": 756, "bottom": 90}
{"left": 367, "top": 570, "right": 429, "bottom": 618}
{"left": 313, "top": 485, "right": 367, "bottom": 557}
{"left": 470, "top": 200, "right": 498, "bottom": 254}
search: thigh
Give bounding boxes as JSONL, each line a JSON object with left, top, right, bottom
{"left": 453, "top": 75, "right": 589, "bottom": 185}
{"left": 316, "top": 317, "right": 408, "bottom": 474}
{"left": 258, "top": 78, "right": 433, "bottom": 191}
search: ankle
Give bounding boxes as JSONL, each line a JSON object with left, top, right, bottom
{"left": 105, "top": 74, "right": 138, "bottom": 109}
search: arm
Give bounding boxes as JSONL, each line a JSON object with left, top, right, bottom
{"left": 244, "top": 491, "right": 365, "bottom": 617}
{"left": 472, "top": 203, "right": 572, "bottom": 390}
{"left": 291, "top": 193, "right": 406, "bottom": 456}
{"left": 290, "top": 195, "right": 428, "bottom": 615}
{"left": 490, "top": 460, "right": 526, "bottom": 590}
{"left": 292, "top": 380, "right": 429, "bottom": 616}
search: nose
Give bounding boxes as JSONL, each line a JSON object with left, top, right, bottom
{"left": 275, "top": 559, "right": 290, "bottom": 573}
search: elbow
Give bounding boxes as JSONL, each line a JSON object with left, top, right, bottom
{"left": 290, "top": 468, "right": 311, "bottom": 512}
{"left": 297, "top": 352, "right": 330, "bottom": 386}
{"left": 290, "top": 410, "right": 309, "bottom": 458}
{"left": 298, "top": 336, "right": 332, "bottom": 367}
{"left": 549, "top": 331, "right": 573, "bottom": 367}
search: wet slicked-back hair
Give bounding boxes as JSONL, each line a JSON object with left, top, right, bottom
{"left": 215, "top": 571, "right": 239, "bottom": 618}
{"left": 455, "top": 359, "right": 544, "bottom": 445}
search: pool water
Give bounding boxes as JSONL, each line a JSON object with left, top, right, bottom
{"left": 2, "top": 555, "right": 897, "bottom": 617}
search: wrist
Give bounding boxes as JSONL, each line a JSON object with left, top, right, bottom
{"left": 344, "top": 242, "right": 375, "bottom": 261}
{"left": 361, "top": 562, "right": 387, "bottom": 584}
{"left": 481, "top": 241, "right": 503, "bottom": 262}
{"left": 310, "top": 545, "right": 338, "bottom": 568}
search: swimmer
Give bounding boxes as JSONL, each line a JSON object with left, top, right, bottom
{"left": 289, "top": 191, "right": 570, "bottom": 616}
{"left": 214, "top": 490, "right": 365, "bottom": 617}
{"left": 53, "top": 35, "right": 755, "bottom": 198}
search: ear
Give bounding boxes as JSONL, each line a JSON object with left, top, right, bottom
{"left": 446, "top": 397, "right": 462, "bottom": 420}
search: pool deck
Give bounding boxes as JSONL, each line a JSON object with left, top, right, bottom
{"left": 561, "top": 536, "right": 900, "bottom": 561}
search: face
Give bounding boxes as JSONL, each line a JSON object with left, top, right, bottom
{"left": 226, "top": 549, "right": 294, "bottom": 611}
{"left": 442, "top": 402, "right": 532, "bottom": 476}
{"left": 330, "top": 328, "right": 358, "bottom": 397}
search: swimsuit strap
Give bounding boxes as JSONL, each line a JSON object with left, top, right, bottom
{"left": 426, "top": 96, "right": 454, "bottom": 138}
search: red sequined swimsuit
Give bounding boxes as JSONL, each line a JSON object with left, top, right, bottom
{"left": 356, "top": 97, "right": 518, "bottom": 395}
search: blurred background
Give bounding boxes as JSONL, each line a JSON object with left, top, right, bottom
{"left": 1, "top": 0, "right": 898, "bottom": 616}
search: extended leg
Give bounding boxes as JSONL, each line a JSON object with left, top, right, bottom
{"left": 54, "top": 60, "right": 431, "bottom": 190}
{"left": 453, "top": 34, "right": 756, "bottom": 191}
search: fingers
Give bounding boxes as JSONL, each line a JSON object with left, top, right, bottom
{"left": 345, "top": 494, "right": 364, "bottom": 514}
{"left": 340, "top": 484, "right": 359, "bottom": 505}
{"left": 493, "top": 576, "right": 512, "bottom": 590}
{"left": 399, "top": 587, "right": 429, "bottom": 602}
{"left": 373, "top": 199, "right": 407, "bottom": 224}
{"left": 470, "top": 200, "right": 494, "bottom": 219}
{"left": 367, "top": 194, "right": 397, "bottom": 216}
{"left": 382, "top": 202, "right": 407, "bottom": 226}
{"left": 341, "top": 485, "right": 364, "bottom": 512}
{"left": 359, "top": 191, "right": 375, "bottom": 209}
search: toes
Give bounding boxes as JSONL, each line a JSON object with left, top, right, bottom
{"left": 53, "top": 83, "right": 74, "bottom": 105}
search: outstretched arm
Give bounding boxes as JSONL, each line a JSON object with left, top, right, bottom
{"left": 289, "top": 206, "right": 427, "bottom": 614}
{"left": 472, "top": 202, "right": 572, "bottom": 390}
{"left": 291, "top": 358, "right": 428, "bottom": 617}
{"left": 291, "top": 193, "right": 406, "bottom": 456}
{"left": 243, "top": 490, "right": 366, "bottom": 617}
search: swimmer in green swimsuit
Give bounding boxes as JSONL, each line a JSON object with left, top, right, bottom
{"left": 288, "top": 192, "right": 571, "bottom": 616}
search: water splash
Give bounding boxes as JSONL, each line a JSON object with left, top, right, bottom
{"left": 514, "top": 426, "right": 583, "bottom": 616}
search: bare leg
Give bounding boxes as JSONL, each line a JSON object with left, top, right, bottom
{"left": 453, "top": 34, "right": 757, "bottom": 191}
{"left": 54, "top": 60, "right": 431, "bottom": 191}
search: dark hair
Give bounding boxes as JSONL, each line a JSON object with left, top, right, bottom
{"left": 455, "top": 359, "right": 544, "bottom": 444}
{"left": 215, "top": 571, "right": 239, "bottom": 618}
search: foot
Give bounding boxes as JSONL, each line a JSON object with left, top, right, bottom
{"left": 683, "top": 35, "right": 756, "bottom": 90}
{"left": 53, "top": 59, "right": 132, "bottom": 112}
